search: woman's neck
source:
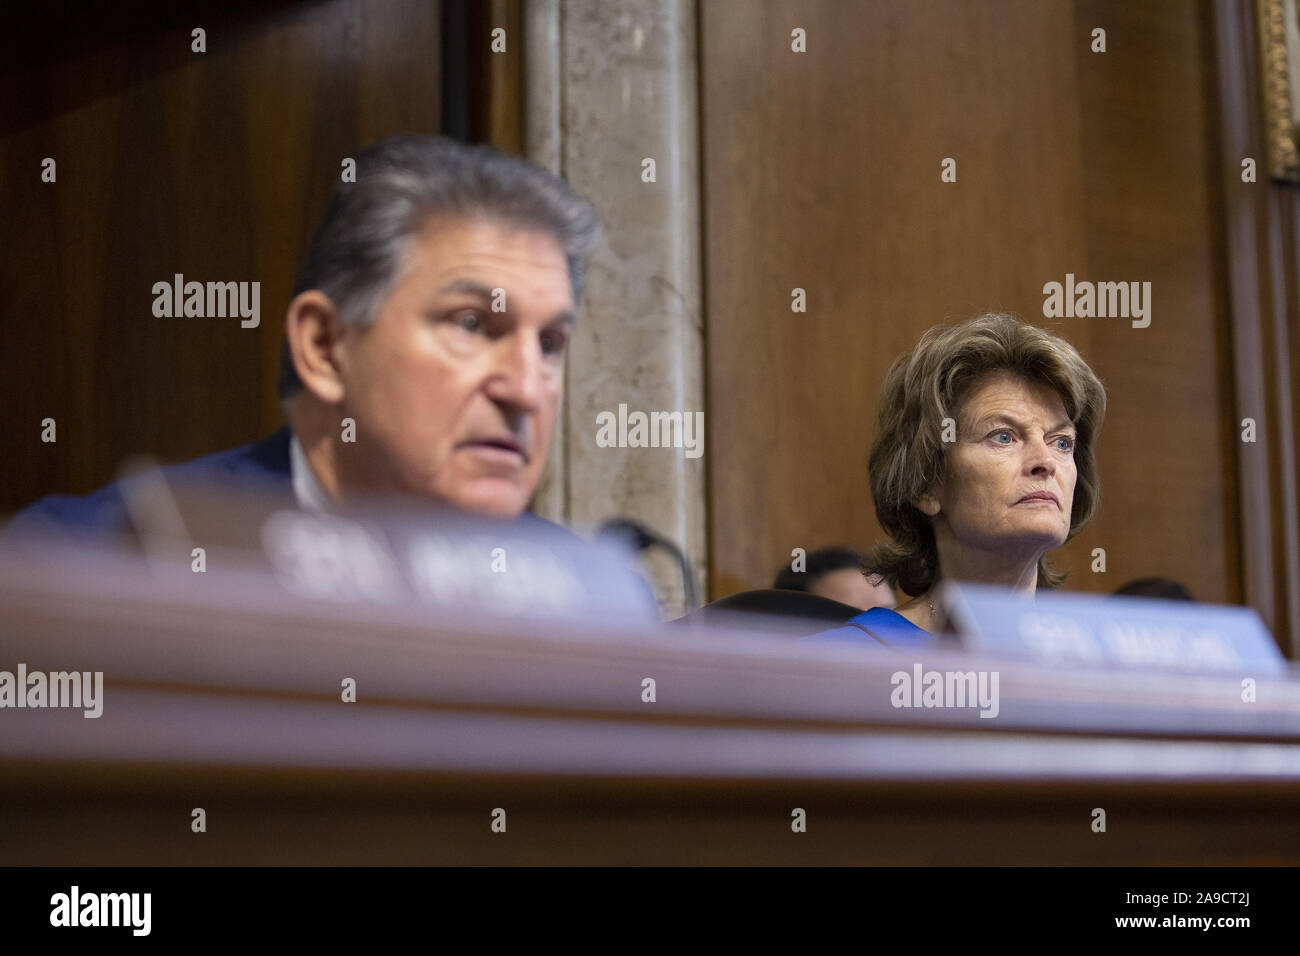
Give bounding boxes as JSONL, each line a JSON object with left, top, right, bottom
{"left": 896, "top": 546, "right": 1042, "bottom": 632}
{"left": 894, "top": 593, "right": 944, "bottom": 632}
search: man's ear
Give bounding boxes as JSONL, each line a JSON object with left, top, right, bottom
{"left": 285, "top": 291, "right": 347, "bottom": 405}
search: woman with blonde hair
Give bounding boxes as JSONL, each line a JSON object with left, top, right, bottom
{"left": 815, "top": 313, "right": 1107, "bottom": 646}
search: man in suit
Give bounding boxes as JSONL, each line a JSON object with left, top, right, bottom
{"left": 8, "top": 135, "right": 599, "bottom": 538}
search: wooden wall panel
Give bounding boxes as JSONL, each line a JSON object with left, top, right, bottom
{"left": 1212, "top": 0, "right": 1300, "bottom": 656}
{"left": 0, "top": 0, "right": 443, "bottom": 514}
{"left": 701, "top": 1, "right": 1246, "bottom": 623}
{"left": 1061, "top": 0, "right": 1239, "bottom": 599}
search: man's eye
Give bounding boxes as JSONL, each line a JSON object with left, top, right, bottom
{"left": 540, "top": 328, "right": 568, "bottom": 356}
{"left": 992, "top": 430, "right": 1013, "bottom": 444}
{"left": 454, "top": 311, "right": 485, "bottom": 333}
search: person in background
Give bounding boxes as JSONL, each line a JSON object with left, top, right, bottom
{"left": 773, "top": 547, "right": 896, "bottom": 610}
{"left": 1114, "top": 577, "right": 1196, "bottom": 601}
{"left": 811, "top": 313, "right": 1107, "bottom": 647}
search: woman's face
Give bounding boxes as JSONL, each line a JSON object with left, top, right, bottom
{"left": 919, "top": 371, "right": 1078, "bottom": 561}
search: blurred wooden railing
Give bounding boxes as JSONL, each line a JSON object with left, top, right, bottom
{"left": 2, "top": 547, "right": 1298, "bottom": 865}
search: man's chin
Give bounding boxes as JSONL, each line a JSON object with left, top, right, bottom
{"left": 437, "top": 479, "right": 532, "bottom": 520}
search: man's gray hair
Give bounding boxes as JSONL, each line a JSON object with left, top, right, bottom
{"left": 277, "top": 134, "right": 601, "bottom": 399}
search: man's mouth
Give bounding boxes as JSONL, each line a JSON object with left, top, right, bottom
{"left": 460, "top": 436, "right": 529, "bottom": 463}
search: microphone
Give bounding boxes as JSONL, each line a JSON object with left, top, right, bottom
{"left": 595, "top": 518, "right": 698, "bottom": 610}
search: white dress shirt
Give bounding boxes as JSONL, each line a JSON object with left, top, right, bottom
{"left": 289, "top": 434, "right": 334, "bottom": 512}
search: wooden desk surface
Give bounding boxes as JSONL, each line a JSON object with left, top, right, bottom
{"left": 2, "top": 548, "right": 1298, "bottom": 865}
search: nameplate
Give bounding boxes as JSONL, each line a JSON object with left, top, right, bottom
{"left": 938, "top": 581, "right": 1285, "bottom": 673}
{"left": 119, "top": 476, "right": 659, "bottom": 624}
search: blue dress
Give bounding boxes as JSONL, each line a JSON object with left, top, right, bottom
{"left": 808, "top": 606, "right": 937, "bottom": 648}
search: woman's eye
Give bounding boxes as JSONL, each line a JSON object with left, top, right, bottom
{"left": 1055, "top": 436, "right": 1075, "bottom": 452}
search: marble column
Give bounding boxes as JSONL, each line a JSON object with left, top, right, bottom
{"left": 525, "top": 0, "right": 706, "bottom": 617}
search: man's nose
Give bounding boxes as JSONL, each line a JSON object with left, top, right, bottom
{"left": 484, "top": 331, "right": 546, "bottom": 411}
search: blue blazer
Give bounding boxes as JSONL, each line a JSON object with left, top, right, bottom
{"left": 808, "top": 606, "right": 938, "bottom": 648}
{"left": 7, "top": 428, "right": 568, "bottom": 540}
{"left": 7, "top": 428, "right": 295, "bottom": 539}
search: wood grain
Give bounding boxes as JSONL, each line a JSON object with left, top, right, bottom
{"left": 0, "top": 0, "right": 444, "bottom": 514}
